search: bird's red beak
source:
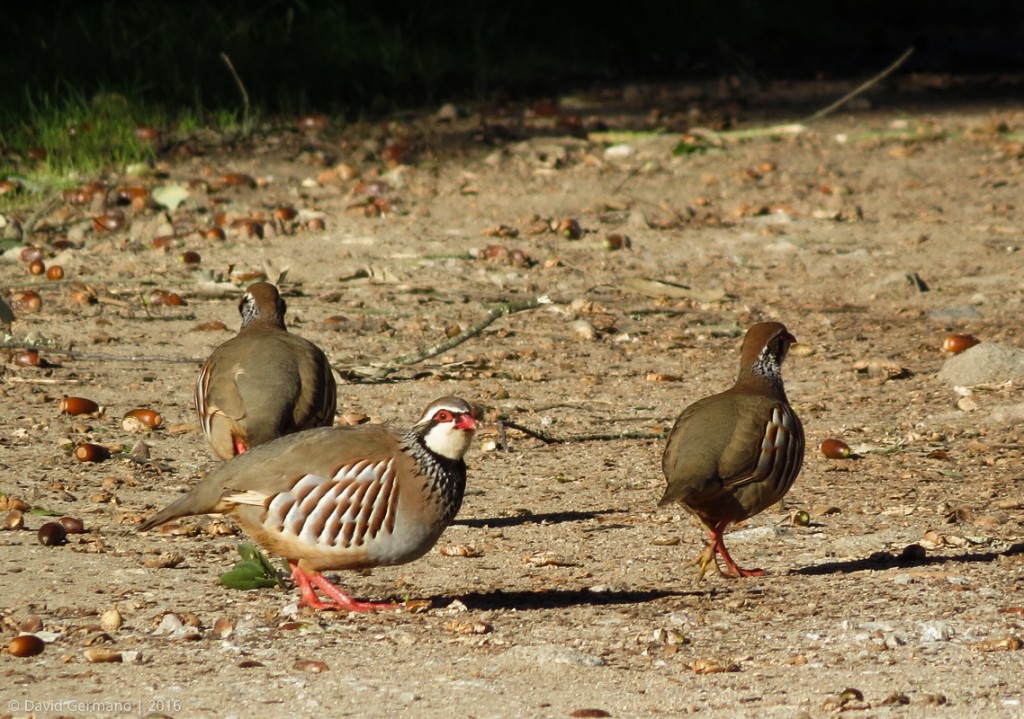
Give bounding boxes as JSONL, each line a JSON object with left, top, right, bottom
{"left": 454, "top": 413, "right": 478, "bottom": 431}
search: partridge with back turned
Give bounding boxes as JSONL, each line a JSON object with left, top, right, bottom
{"left": 660, "top": 322, "right": 804, "bottom": 579}
{"left": 195, "top": 282, "right": 337, "bottom": 459}
{"left": 139, "top": 397, "right": 477, "bottom": 611}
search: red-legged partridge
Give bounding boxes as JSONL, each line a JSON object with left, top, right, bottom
{"left": 139, "top": 397, "right": 477, "bottom": 611}
{"left": 660, "top": 322, "right": 804, "bottom": 580}
{"left": 195, "top": 282, "right": 337, "bottom": 459}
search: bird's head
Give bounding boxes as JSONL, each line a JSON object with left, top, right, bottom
{"left": 414, "top": 396, "right": 478, "bottom": 460}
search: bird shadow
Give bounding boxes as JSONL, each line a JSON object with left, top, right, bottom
{"left": 794, "top": 542, "right": 1024, "bottom": 576}
{"left": 428, "top": 587, "right": 696, "bottom": 611}
{"left": 454, "top": 508, "right": 620, "bottom": 529}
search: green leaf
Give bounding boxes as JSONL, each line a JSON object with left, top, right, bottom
{"left": 219, "top": 543, "right": 284, "bottom": 590}
{"left": 28, "top": 507, "right": 63, "bottom": 516}
{"left": 672, "top": 140, "right": 709, "bottom": 156}
{"left": 220, "top": 566, "right": 280, "bottom": 590}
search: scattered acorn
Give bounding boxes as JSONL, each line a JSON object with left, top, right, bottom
{"left": 122, "top": 408, "right": 163, "bottom": 431}
{"left": 10, "top": 290, "right": 42, "bottom": 313}
{"left": 58, "top": 516, "right": 85, "bottom": 534}
{"left": 6, "top": 634, "right": 45, "bottom": 658}
{"left": 38, "top": 521, "right": 67, "bottom": 546}
{"left": 60, "top": 396, "right": 100, "bottom": 416}
{"left": 46, "top": 265, "right": 64, "bottom": 280}
{"left": 603, "top": 233, "right": 631, "bottom": 251}
{"left": 273, "top": 206, "right": 298, "bottom": 222}
{"left": 297, "top": 114, "right": 329, "bottom": 132}
{"left": 74, "top": 443, "right": 110, "bottom": 463}
{"left": 220, "top": 173, "right": 256, "bottom": 189}
{"left": 179, "top": 250, "right": 201, "bottom": 265}
{"left": 92, "top": 210, "right": 126, "bottom": 233}
{"left": 821, "top": 438, "right": 852, "bottom": 459}
{"left": 146, "top": 290, "right": 186, "bottom": 307}
{"left": 28, "top": 259, "right": 45, "bottom": 275}
{"left": 12, "top": 350, "right": 40, "bottom": 367}
{"left": 203, "top": 226, "right": 227, "bottom": 241}
{"left": 943, "top": 333, "right": 980, "bottom": 354}
{"left": 19, "top": 246, "right": 44, "bottom": 264}
{"left": 3, "top": 509, "right": 24, "bottom": 530}
{"left": 150, "top": 235, "right": 179, "bottom": 250}
{"left": 556, "top": 218, "right": 583, "bottom": 239}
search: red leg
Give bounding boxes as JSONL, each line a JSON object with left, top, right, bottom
{"left": 289, "top": 562, "right": 400, "bottom": 612}
{"left": 232, "top": 436, "right": 248, "bottom": 455}
{"left": 709, "top": 519, "right": 765, "bottom": 578}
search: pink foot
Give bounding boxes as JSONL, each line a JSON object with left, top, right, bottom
{"left": 709, "top": 520, "right": 765, "bottom": 579}
{"left": 289, "top": 562, "right": 401, "bottom": 612}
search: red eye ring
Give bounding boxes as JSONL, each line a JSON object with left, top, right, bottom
{"left": 433, "top": 409, "right": 454, "bottom": 423}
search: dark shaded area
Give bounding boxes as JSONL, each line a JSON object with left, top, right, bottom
{"left": 3, "top": 0, "right": 1024, "bottom": 121}
{"left": 794, "top": 543, "right": 1024, "bottom": 576}
{"left": 438, "top": 587, "right": 692, "bottom": 611}
{"left": 455, "top": 509, "right": 619, "bottom": 529}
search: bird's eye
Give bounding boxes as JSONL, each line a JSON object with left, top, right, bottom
{"left": 433, "top": 410, "right": 454, "bottom": 423}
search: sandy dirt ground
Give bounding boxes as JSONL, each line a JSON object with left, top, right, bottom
{"left": 2, "top": 78, "right": 1024, "bottom": 718}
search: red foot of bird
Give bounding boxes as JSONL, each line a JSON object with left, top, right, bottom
{"left": 290, "top": 562, "right": 400, "bottom": 612}
{"left": 709, "top": 518, "right": 765, "bottom": 578}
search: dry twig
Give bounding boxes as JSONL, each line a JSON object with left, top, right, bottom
{"left": 500, "top": 419, "right": 666, "bottom": 445}
{"left": 809, "top": 47, "right": 915, "bottom": 120}
{"left": 346, "top": 295, "right": 553, "bottom": 380}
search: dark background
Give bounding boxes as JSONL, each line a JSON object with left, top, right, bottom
{"left": 3, "top": 1, "right": 1023, "bottom": 119}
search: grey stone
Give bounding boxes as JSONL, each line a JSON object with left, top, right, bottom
{"left": 938, "top": 342, "right": 1024, "bottom": 386}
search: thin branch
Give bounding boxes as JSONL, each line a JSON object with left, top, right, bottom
{"left": 809, "top": 47, "right": 915, "bottom": 120}
{"left": 500, "top": 419, "right": 666, "bottom": 445}
{"left": 220, "top": 52, "right": 251, "bottom": 134}
{"left": 393, "top": 295, "right": 552, "bottom": 367}
{"left": 23, "top": 194, "right": 63, "bottom": 235}
{"left": 339, "top": 296, "right": 553, "bottom": 381}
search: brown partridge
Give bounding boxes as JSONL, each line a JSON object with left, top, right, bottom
{"left": 660, "top": 322, "right": 804, "bottom": 580}
{"left": 195, "top": 282, "right": 337, "bottom": 460}
{"left": 139, "top": 397, "right": 477, "bottom": 611}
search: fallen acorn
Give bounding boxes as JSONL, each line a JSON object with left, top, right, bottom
{"left": 603, "top": 233, "right": 631, "bottom": 251}
{"left": 92, "top": 210, "right": 126, "bottom": 233}
{"left": 58, "top": 516, "right": 85, "bottom": 534}
{"left": 60, "top": 397, "right": 100, "bottom": 416}
{"left": 9, "top": 290, "right": 42, "bottom": 313}
{"left": 6, "top": 634, "right": 45, "bottom": 658}
{"left": 297, "top": 114, "right": 329, "bottom": 132}
{"left": 820, "top": 438, "right": 852, "bottom": 459}
{"left": 219, "top": 173, "right": 256, "bottom": 189}
{"left": 75, "top": 443, "right": 110, "bottom": 463}
{"left": 45, "top": 265, "right": 64, "bottom": 280}
{"left": 556, "top": 218, "right": 583, "bottom": 239}
{"left": 273, "top": 206, "right": 298, "bottom": 222}
{"left": 12, "top": 350, "right": 41, "bottom": 367}
{"left": 122, "top": 408, "right": 163, "bottom": 431}
{"left": 943, "top": 333, "right": 980, "bottom": 354}
{"left": 29, "top": 259, "right": 45, "bottom": 275}
{"left": 3, "top": 509, "right": 24, "bottom": 530}
{"left": 38, "top": 522, "right": 67, "bottom": 546}
{"left": 146, "top": 289, "right": 186, "bottom": 307}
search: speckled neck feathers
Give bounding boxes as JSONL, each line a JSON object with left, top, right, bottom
{"left": 239, "top": 282, "right": 287, "bottom": 331}
{"left": 403, "top": 428, "right": 468, "bottom": 524}
{"left": 735, "top": 321, "right": 794, "bottom": 400}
